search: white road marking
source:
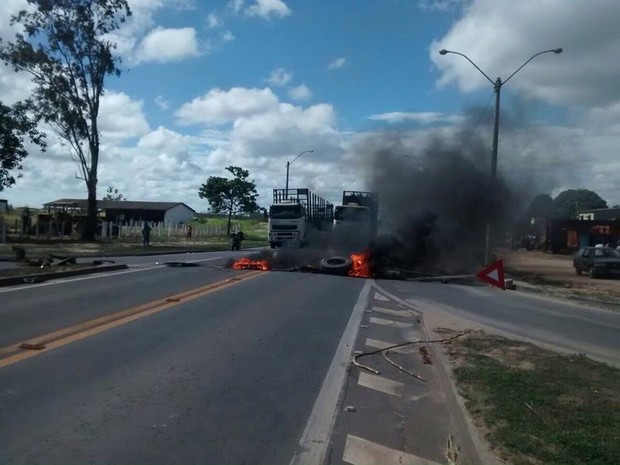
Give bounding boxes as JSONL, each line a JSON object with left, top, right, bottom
{"left": 365, "top": 338, "right": 398, "bottom": 350}
{"left": 0, "top": 257, "right": 223, "bottom": 294}
{"left": 357, "top": 372, "right": 404, "bottom": 397}
{"left": 343, "top": 434, "right": 442, "bottom": 465}
{"left": 290, "top": 280, "right": 373, "bottom": 465}
{"left": 373, "top": 292, "right": 389, "bottom": 302}
{"left": 369, "top": 316, "right": 412, "bottom": 328}
{"left": 371, "top": 306, "right": 411, "bottom": 318}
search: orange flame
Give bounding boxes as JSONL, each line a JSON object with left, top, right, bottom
{"left": 348, "top": 252, "right": 373, "bottom": 278}
{"left": 232, "top": 257, "right": 271, "bottom": 271}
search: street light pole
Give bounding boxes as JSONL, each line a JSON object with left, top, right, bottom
{"left": 285, "top": 150, "right": 313, "bottom": 198}
{"left": 439, "top": 48, "right": 562, "bottom": 264}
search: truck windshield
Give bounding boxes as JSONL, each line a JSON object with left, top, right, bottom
{"left": 335, "top": 206, "right": 370, "bottom": 222}
{"left": 269, "top": 204, "right": 303, "bottom": 219}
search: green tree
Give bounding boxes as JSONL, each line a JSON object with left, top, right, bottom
{"left": 198, "top": 166, "right": 259, "bottom": 235}
{"left": 0, "top": 0, "right": 131, "bottom": 240}
{"left": 526, "top": 193, "right": 554, "bottom": 218}
{"left": 0, "top": 100, "right": 46, "bottom": 191}
{"left": 553, "top": 189, "right": 608, "bottom": 219}
{"left": 102, "top": 185, "right": 125, "bottom": 201}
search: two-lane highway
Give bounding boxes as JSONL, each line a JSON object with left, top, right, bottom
{"left": 1, "top": 251, "right": 618, "bottom": 464}
{"left": 0, "top": 254, "right": 366, "bottom": 464}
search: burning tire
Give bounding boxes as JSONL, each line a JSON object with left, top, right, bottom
{"left": 320, "top": 256, "right": 353, "bottom": 275}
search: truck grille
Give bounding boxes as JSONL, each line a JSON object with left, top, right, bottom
{"left": 272, "top": 225, "right": 297, "bottom": 231}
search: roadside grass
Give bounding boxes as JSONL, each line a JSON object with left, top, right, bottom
{"left": 0, "top": 238, "right": 267, "bottom": 262}
{"left": 0, "top": 216, "right": 268, "bottom": 261}
{"left": 444, "top": 331, "right": 620, "bottom": 465}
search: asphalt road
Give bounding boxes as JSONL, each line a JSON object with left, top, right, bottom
{"left": 379, "top": 279, "right": 620, "bottom": 366}
{"left": 0, "top": 252, "right": 366, "bottom": 464}
{"left": 1, "top": 251, "right": 618, "bottom": 464}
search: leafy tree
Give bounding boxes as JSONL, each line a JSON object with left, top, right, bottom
{"left": 103, "top": 185, "right": 125, "bottom": 201}
{"left": 526, "top": 193, "right": 554, "bottom": 218}
{"left": 553, "top": 189, "right": 608, "bottom": 219}
{"left": 0, "top": 0, "right": 132, "bottom": 240}
{"left": 0, "top": 100, "right": 46, "bottom": 191}
{"left": 198, "top": 166, "right": 259, "bottom": 235}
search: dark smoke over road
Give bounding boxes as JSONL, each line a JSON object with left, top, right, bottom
{"left": 358, "top": 132, "right": 515, "bottom": 274}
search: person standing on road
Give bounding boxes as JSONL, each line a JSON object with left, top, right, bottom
{"left": 186, "top": 224, "right": 192, "bottom": 240}
{"left": 141, "top": 222, "right": 152, "bottom": 246}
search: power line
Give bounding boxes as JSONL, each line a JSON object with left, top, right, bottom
{"left": 463, "top": 91, "right": 494, "bottom": 142}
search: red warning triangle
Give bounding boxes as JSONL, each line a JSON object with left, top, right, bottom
{"left": 476, "top": 259, "right": 506, "bottom": 290}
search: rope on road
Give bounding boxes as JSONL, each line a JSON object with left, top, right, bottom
{"left": 352, "top": 331, "right": 470, "bottom": 380}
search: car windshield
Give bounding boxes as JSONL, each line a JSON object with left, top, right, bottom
{"left": 335, "top": 206, "right": 370, "bottom": 222}
{"left": 269, "top": 204, "right": 303, "bottom": 219}
{"left": 592, "top": 248, "right": 620, "bottom": 258}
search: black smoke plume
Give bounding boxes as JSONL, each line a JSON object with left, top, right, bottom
{"left": 360, "top": 132, "right": 515, "bottom": 274}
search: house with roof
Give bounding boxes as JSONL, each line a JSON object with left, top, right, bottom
{"left": 43, "top": 199, "right": 196, "bottom": 224}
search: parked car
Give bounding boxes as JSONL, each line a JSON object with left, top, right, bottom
{"left": 573, "top": 247, "right": 620, "bottom": 278}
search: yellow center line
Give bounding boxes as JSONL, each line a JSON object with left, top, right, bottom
{"left": 0, "top": 270, "right": 265, "bottom": 369}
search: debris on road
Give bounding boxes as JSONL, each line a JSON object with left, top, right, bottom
{"left": 352, "top": 332, "right": 469, "bottom": 379}
{"left": 19, "top": 342, "right": 45, "bottom": 350}
{"left": 419, "top": 346, "right": 433, "bottom": 364}
{"left": 157, "top": 261, "right": 201, "bottom": 267}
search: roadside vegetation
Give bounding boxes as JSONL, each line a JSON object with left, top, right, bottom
{"left": 0, "top": 216, "right": 268, "bottom": 265}
{"left": 443, "top": 330, "right": 620, "bottom": 465}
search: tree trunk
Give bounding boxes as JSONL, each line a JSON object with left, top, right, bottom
{"left": 82, "top": 127, "right": 100, "bottom": 241}
{"left": 227, "top": 206, "right": 233, "bottom": 236}
{"left": 82, "top": 177, "right": 98, "bottom": 241}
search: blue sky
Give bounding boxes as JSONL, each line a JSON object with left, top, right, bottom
{"left": 1, "top": 0, "right": 619, "bottom": 210}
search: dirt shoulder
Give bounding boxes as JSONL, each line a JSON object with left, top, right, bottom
{"left": 498, "top": 249, "right": 620, "bottom": 307}
{"left": 440, "top": 329, "right": 620, "bottom": 465}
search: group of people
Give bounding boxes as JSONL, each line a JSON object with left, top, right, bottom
{"left": 140, "top": 223, "right": 244, "bottom": 250}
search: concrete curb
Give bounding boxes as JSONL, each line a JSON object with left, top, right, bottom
{"left": 0, "top": 264, "right": 129, "bottom": 287}
{"left": 417, "top": 317, "right": 495, "bottom": 465}
{"left": 371, "top": 281, "right": 493, "bottom": 465}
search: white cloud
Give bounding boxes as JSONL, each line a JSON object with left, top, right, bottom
{"left": 266, "top": 68, "right": 293, "bottom": 87}
{"left": 245, "top": 0, "right": 291, "bottom": 19}
{"left": 418, "top": 0, "right": 467, "bottom": 11}
{"left": 430, "top": 0, "right": 620, "bottom": 106}
{"left": 369, "top": 111, "right": 464, "bottom": 124}
{"left": 289, "top": 84, "right": 312, "bottom": 101}
{"left": 228, "top": 0, "right": 244, "bottom": 14}
{"left": 327, "top": 57, "right": 347, "bottom": 70}
{"left": 99, "top": 91, "right": 150, "bottom": 141}
{"left": 175, "top": 87, "right": 280, "bottom": 125}
{"left": 154, "top": 95, "right": 170, "bottom": 111}
{"left": 206, "top": 12, "right": 220, "bottom": 29}
{"left": 137, "top": 27, "right": 201, "bottom": 63}
{"left": 222, "top": 30, "right": 235, "bottom": 42}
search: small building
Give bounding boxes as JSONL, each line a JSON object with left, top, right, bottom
{"left": 528, "top": 217, "right": 620, "bottom": 252}
{"left": 578, "top": 207, "right": 620, "bottom": 221}
{"left": 43, "top": 199, "right": 196, "bottom": 224}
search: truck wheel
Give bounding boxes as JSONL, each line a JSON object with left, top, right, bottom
{"left": 320, "top": 256, "right": 353, "bottom": 275}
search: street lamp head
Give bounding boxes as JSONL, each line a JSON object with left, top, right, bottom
{"left": 553, "top": 48, "right": 563, "bottom": 54}
{"left": 439, "top": 49, "right": 448, "bottom": 55}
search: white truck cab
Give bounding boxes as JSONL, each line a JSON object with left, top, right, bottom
{"left": 268, "top": 200, "right": 306, "bottom": 248}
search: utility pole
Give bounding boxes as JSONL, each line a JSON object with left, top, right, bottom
{"left": 439, "top": 47, "right": 563, "bottom": 264}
